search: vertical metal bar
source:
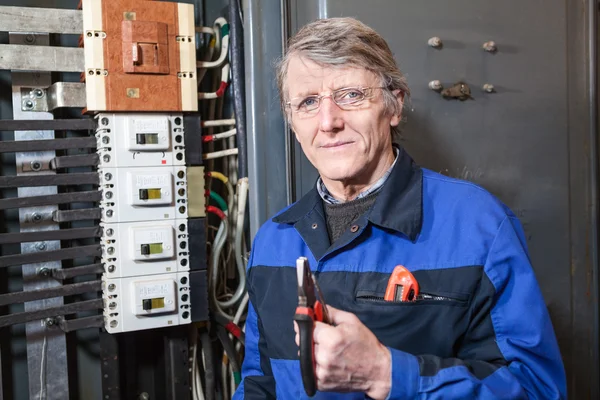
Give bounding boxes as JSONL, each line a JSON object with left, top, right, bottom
{"left": 588, "top": 0, "right": 599, "bottom": 398}
{"left": 0, "top": 346, "right": 3, "bottom": 400}
{"left": 99, "top": 330, "right": 121, "bottom": 399}
{"left": 281, "top": 0, "right": 295, "bottom": 205}
{"left": 164, "top": 327, "right": 189, "bottom": 400}
{"left": 317, "top": 0, "right": 328, "bottom": 19}
{"left": 244, "top": 0, "right": 289, "bottom": 238}
{"left": 9, "top": 32, "right": 69, "bottom": 400}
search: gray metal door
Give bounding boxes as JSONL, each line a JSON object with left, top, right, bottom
{"left": 245, "top": 0, "right": 599, "bottom": 397}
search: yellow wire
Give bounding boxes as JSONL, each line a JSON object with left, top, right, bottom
{"left": 209, "top": 171, "right": 229, "bottom": 184}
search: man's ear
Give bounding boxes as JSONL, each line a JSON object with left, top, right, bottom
{"left": 390, "top": 90, "right": 404, "bottom": 127}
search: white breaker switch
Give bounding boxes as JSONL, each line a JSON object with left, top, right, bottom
{"left": 99, "top": 166, "right": 188, "bottom": 223}
{"left": 96, "top": 113, "right": 186, "bottom": 168}
{"left": 103, "top": 272, "right": 191, "bottom": 333}
{"left": 101, "top": 220, "right": 189, "bottom": 278}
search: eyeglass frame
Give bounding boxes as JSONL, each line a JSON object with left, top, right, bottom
{"left": 284, "top": 86, "right": 388, "bottom": 114}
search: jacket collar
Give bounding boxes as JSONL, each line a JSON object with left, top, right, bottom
{"left": 273, "top": 145, "right": 423, "bottom": 242}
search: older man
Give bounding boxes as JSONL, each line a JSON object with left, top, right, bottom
{"left": 234, "top": 17, "right": 566, "bottom": 399}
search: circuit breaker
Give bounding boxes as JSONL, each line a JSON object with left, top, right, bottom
{"left": 81, "top": 0, "right": 198, "bottom": 112}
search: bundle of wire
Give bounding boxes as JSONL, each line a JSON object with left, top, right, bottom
{"left": 191, "top": 13, "right": 249, "bottom": 400}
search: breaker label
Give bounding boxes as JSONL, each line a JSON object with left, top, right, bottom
{"left": 139, "top": 282, "right": 171, "bottom": 297}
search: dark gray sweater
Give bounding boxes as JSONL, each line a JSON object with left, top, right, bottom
{"left": 323, "top": 191, "right": 379, "bottom": 244}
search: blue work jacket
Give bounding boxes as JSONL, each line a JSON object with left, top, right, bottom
{"left": 233, "top": 147, "right": 566, "bottom": 399}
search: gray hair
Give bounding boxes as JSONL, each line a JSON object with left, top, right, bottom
{"left": 276, "top": 17, "right": 411, "bottom": 138}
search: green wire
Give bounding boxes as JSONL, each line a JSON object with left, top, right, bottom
{"left": 233, "top": 371, "right": 241, "bottom": 385}
{"left": 221, "top": 23, "right": 230, "bottom": 37}
{"left": 209, "top": 190, "right": 228, "bottom": 211}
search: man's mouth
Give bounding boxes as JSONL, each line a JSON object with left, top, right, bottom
{"left": 320, "top": 141, "right": 353, "bottom": 149}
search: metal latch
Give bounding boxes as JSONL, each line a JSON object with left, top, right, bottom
{"left": 121, "top": 20, "right": 170, "bottom": 75}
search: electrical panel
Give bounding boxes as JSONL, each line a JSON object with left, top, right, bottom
{"left": 98, "top": 113, "right": 204, "bottom": 333}
{"left": 95, "top": 113, "right": 186, "bottom": 167}
{"left": 103, "top": 272, "right": 191, "bottom": 333}
{"left": 101, "top": 219, "right": 189, "bottom": 278}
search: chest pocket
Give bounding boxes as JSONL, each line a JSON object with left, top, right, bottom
{"left": 319, "top": 268, "right": 479, "bottom": 359}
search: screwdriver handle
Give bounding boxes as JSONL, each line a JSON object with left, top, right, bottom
{"left": 294, "top": 308, "right": 317, "bottom": 396}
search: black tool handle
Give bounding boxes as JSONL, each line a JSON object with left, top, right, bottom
{"left": 294, "top": 312, "right": 317, "bottom": 396}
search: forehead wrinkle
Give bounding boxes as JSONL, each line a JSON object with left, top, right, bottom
{"left": 286, "top": 56, "right": 378, "bottom": 98}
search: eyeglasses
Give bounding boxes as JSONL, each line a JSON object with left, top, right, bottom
{"left": 285, "top": 86, "right": 387, "bottom": 115}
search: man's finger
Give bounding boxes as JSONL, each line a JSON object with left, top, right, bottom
{"left": 326, "top": 305, "right": 358, "bottom": 326}
{"left": 313, "top": 320, "right": 337, "bottom": 345}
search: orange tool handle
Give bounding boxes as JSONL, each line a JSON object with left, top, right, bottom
{"left": 384, "top": 265, "right": 419, "bottom": 302}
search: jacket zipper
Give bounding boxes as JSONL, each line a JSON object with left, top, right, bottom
{"left": 358, "top": 292, "right": 465, "bottom": 303}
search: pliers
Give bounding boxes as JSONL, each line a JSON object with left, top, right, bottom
{"left": 294, "top": 256, "right": 331, "bottom": 397}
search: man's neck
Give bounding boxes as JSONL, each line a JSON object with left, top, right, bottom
{"left": 321, "top": 147, "right": 396, "bottom": 202}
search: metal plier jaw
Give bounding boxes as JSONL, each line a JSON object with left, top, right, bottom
{"left": 294, "top": 256, "right": 330, "bottom": 397}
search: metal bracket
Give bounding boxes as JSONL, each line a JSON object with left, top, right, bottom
{"left": 20, "top": 83, "right": 86, "bottom": 112}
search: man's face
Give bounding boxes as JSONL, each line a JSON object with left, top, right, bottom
{"left": 286, "top": 56, "right": 402, "bottom": 185}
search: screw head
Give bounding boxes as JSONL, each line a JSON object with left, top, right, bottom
{"left": 106, "top": 210, "right": 113, "bottom": 217}
{"left": 23, "top": 100, "right": 34, "bottom": 110}
{"left": 109, "top": 302, "right": 117, "bottom": 310}
{"left": 104, "top": 173, "right": 112, "bottom": 181}
{"left": 108, "top": 283, "right": 116, "bottom": 291}
{"left": 483, "top": 83, "right": 495, "bottom": 93}
{"left": 31, "top": 88, "right": 44, "bottom": 98}
{"left": 483, "top": 41, "right": 497, "bottom": 53}
{"left": 36, "top": 242, "right": 47, "bottom": 251}
{"left": 31, "top": 213, "right": 42, "bottom": 222}
{"left": 107, "top": 265, "right": 115, "bottom": 273}
{"left": 30, "top": 161, "right": 42, "bottom": 171}
{"left": 105, "top": 191, "right": 113, "bottom": 199}
{"left": 106, "top": 228, "right": 114, "bottom": 236}
{"left": 44, "top": 318, "right": 55, "bottom": 327}
{"left": 428, "top": 37, "right": 443, "bottom": 48}
{"left": 38, "top": 267, "right": 51, "bottom": 277}
{"left": 107, "top": 247, "right": 115, "bottom": 255}
{"left": 25, "top": 34, "right": 35, "bottom": 44}
{"left": 428, "top": 80, "right": 443, "bottom": 91}
{"left": 102, "top": 136, "right": 110, "bottom": 144}
{"left": 101, "top": 117, "right": 109, "bottom": 126}
{"left": 103, "top": 154, "right": 111, "bottom": 163}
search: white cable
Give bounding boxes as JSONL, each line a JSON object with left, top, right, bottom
{"left": 196, "top": 26, "right": 216, "bottom": 35}
{"left": 197, "top": 17, "right": 229, "bottom": 68}
{"left": 38, "top": 333, "right": 48, "bottom": 400}
{"left": 219, "top": 178, "right": 249, "bottom": 308}
{"left": 203, "top": 119, "right": 236, "bottom": 127}
{"left": 210, "top": 219, "right": 235, "bottom": 320}
{"left": 203, "top": 148, "right": 238, "bottom": 160}
{"left": 221, "top": 361, "right": 229, "bottom": 400}
{"left": 198, "top": 64, "right": 230, "bottom": 99}
{"left": 192, "top": 328, "right": 204, "bottom": 400}
{"left": 209, "top": 128, "right": 237, "bottom": 141}
{"left": 234, "top": 292, "right": 250, "bottom": 326}
{"left": 229, "top": 364, "right": 236, "bottom": 396}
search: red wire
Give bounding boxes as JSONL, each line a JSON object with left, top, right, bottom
{"left": 206, "top": 205, "right": 226, "bottom": 220}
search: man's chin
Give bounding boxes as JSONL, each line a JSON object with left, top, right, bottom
{"left": 318, "top": 165, "right": 359, "bottom": 183}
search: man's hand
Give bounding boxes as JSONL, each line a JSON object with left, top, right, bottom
{"left": 294, "top": 305, "right": 391, "bottom": 399}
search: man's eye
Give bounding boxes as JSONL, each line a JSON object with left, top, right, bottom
{"left": 338, "top": 89, "right": 364, "bottom": 101}
{"left": 299, "top": 97, "right": 317, "bottom": 108}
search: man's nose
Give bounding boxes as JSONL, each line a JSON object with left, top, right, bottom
{"left": 318, "top": 97, "right": 344, "bottom": 132}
